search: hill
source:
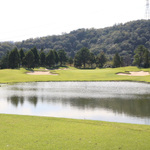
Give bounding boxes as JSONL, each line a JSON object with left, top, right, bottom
{"left": 0, "top": 19, "right": 150, "bottom": 61}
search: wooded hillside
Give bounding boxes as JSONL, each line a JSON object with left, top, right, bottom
{"left": 0, "top": 19, "right": 150, "bottom": 60}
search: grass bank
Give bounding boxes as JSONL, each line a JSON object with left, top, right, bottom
{"left": 0, "top": 114, "right": 150, "bottom": 150}
{"left": 0, "top": 66, "right": 150, "bottom": 83}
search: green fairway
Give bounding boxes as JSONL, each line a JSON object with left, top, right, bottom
{"left": 0, "top": 114, "right": 150, "bottom": 150}
{"left": 0, "top": 67, "right": 150, "bottom": 149}
{"left": 0, "top": 66, "right": 150, "bottom": 83}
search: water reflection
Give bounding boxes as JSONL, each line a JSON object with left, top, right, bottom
{"left": 28, "top": 96, "right": 38, "bottom": 107}
{"left": 7, "top": 96, "right": 24, "bottom": 107}
{"left": 1, "top": 82, "right": 150, "bottom": 124}
{"left": 6, "top": 95, "right": 150, "bottom": 118}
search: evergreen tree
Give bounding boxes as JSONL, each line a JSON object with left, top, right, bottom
{"left": 53, "top": 50, "right": 59, "bottom": 65}
{"left": 113, "top": 53, "right": 122, "bottom": 68}
{"left": 120, "top": 56, "right": 124, "bottom": 67}
{"left": 31, "top": 47, "right": 39, "bottom": 67}
{"left": 46, "top": 50, "right": 55, "bottom": 67}
{"left": 39, "top": 51, "right": 46, "bottom": 67}
{"left": 79, "top": 47, "right": 90, "bottom": 68}
{"left": 70, "top": 50, "right": 75, "bottom": 58}
{"left": 133, "top": 45, "right": 149, "bottom": 68}
{"left": 19, "top": 48, "right": 25, "bottom": 66}
{"left": 0, "top": 51, "right": 9, "bottom": 69}
{"left": 58, "top": 49, "right": 67, "bottom": 66}
{"left": 8, "top": 48, "right": 20, "bottom": 69}
{"left": 24, "top": 50, "right": 35, "bottom": 69}
{"left": 74, "top": 47, "right": 90, "bottom": 68}
{"left": 68, "top": 57, "right": 73, "bottom": 66}
{"left": 96, "top": 51, "right": 107, "bottom": 68}
{"left": 74, "top": 51, "right": 82, "bottom": 68}
{"left": 89, "top": 52, "right": 96, "bottom": 68}
{"left": 143, "top": 49, "right": 149, "bottom": 68}
{"left": 22, "top": 57, "right": 27, "bottom": 67}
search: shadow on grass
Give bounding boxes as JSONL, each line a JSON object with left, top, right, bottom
{"left": 25, "top": 68, "right": 34, "bottom": 72}
{"left": 77, "top": 67, "right": 98, "bottom": 70}
{"left": 46, "top": 66, "right": 69, "bottom": 70}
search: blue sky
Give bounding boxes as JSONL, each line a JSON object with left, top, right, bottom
{"left": 0, "top": 0, "right": 146, "bottom": 42}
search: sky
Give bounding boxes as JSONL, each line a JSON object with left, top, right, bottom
{"left": 0, "top": 0, "right": 147, "bottom": 42}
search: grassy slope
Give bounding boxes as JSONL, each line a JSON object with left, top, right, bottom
{"left": 0, "top": 66, "right": 150, "bottom": 83}
{"left": 0, "top": 114, "right": 150, "bottom": 150}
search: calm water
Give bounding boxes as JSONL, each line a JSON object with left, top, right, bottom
{"left": 0, "top": 82, "right": 150, "bottom": 125}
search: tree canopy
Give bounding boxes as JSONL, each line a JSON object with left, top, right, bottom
{"left": 24, "top": 50, "right": 35, "bottom": 69}
{"left": 0, "top": 20, "right": 150, "bottom": 67}
{"left": 8, "top": 47, "right": 20, "bottom": 69}
{"left": 133, "top": 45, "right": 149, "bottom": 68}
{"left": 113, "top": 53, "right": 123, "bottom": 68}
{"left": 58, "top": 50, "right": 67, "bottom": 66}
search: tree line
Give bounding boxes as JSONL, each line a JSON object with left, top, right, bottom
{"left": 0, "top": 19, "right": 150, "bottom": 67}
{"left": 0, "top": 47, "right": 68, "bottom": 69}
{"left": 0, "top": 45, "right": 149, "bottom": 69}
{"left": 0, "top": 46, "right": 122, "bottom": 69}
{"left": 72, "top": 45, "right": 150, "bottom": 69}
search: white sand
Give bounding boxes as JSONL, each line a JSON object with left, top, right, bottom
{"left": 27, "top": 71, "right": 58, "bottom": 75}
{"left": 117, "top": 71, "right": 150, "bottom": 76}
{"left": 26, "top": 68, "right": 69, "bottom": 75}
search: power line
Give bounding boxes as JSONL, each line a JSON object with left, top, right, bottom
{"left": 146, "top": 0, "right": 150, "bottom": 19}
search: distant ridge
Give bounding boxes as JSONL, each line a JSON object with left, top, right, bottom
{"left": 0, "top": 19, "right": 150, "bottom": 60}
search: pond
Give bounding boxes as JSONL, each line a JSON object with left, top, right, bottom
{"left": 0, "top": 82, "right": 150, "bottom": 125}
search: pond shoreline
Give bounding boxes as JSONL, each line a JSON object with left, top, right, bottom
{"left": 0, "top": 113, "right": 149, "bottom": 126}
{"left": 1, "top": 80, "right": 150, "bottom": 86}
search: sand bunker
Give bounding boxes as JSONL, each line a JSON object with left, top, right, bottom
{"left": 27, "top": 71, "right": 58, "bottom": 75}
{"left": 117, "top": 71, "right": 150, "bottom": 76}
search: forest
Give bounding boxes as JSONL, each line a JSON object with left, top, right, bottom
{"left": 0, "top": 19, "right": 150, "bottom": 68}
{"left": 0, "top": 44, "right": 149, "bottom": 69}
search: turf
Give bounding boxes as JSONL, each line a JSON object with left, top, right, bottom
{"left": 0, "top": 114, "right": 150, "bottom": 150}
{"left": 0, "top": 66, "right": 150, "bottom": 83}
{"left": 0, "top": 67, "right": 150, "bottom": 149}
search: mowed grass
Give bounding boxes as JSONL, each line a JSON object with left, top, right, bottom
{"left": 0, "top": 66, "right": 150, "bottom": 83}
{"left": 0, "top": 114, "right": 150, "bottom": 150}
{"left": 1, "top": 68, "right": 150, "bottom": 150}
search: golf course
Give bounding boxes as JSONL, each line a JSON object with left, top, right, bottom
{"left": 0, "top": 66, "right": 150, "bottom": 150}
{"left": 0, "top": 66, "right": 150, "bottom": 83}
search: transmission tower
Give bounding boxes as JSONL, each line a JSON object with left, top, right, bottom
{"left": 146, "top": 0, "right": 150, "bottom": 19}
